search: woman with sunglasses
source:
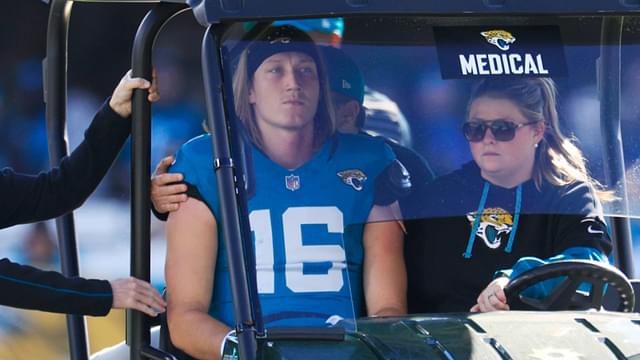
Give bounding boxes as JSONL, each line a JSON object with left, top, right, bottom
{"left": 405, "top": 77, "right": 612, "bottom": 313}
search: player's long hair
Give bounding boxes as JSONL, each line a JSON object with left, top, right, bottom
{"left": 467, "top": 77, "right": 613, "bottom": 201}
{"left": 232, "top": 27, "right": 336, "bottom": 150}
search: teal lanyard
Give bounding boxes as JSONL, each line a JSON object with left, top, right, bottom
{"left": 463, "top": 182, "right": 490, "bottom": 259}
{"left": 463, "top": 182, "right": 522, "bottom": 259}
{"left": 505, "top": 184, "right": 522, "bottom": 253}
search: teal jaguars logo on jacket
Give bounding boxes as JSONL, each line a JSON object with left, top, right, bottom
{"left": 466, "top": 207, "right": 513, "bottom": 249}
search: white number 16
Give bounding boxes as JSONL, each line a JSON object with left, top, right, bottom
{"left": 249, "top": 206, "right": 347, "bottom": 294}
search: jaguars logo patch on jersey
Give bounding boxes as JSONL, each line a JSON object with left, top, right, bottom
{"left": 480, "top": 30, "right": 516, "bottom": 51}
{"left": 337, "top": 169, "right": 367, "bottom": 191}
{"left": 466, "top": 207, "right": 513, "bottom": 249}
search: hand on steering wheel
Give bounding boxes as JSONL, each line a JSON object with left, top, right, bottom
{"left": 503, "top": 260, "right": 634, "bottom": 312}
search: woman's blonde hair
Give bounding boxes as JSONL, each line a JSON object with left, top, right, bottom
{"left": 468, "top": 77, "right": 613, "bottom": 200}
{"left": 232, "top": 26, "right": 335, "bottom": 150}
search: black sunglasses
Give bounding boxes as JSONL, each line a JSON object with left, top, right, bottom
{"left": 462, "top": 120, "right": 540, "bottom": 142}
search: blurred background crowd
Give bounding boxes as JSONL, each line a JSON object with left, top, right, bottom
{"left": 1, "top": 2, "right": 640, "bottom": 358}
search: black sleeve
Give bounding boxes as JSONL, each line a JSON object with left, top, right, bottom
{"left": 374, "top": 159, "right": 412, "bottom": 206}
{"left": 0, "top": 258, "right": 113, "bottom": 316}
{"left": 158, "top": 182, "right": 210, "bottom": 221}
{"left": 0, "top": 99, "right": 130, "bottom": 229}
{"left": 151, "top": 204, "right": 169, "bottom": 222}
{"left": 151, "top": 179, "right": 188, "bottom": 222}
{"left": 184, "top": 183, "right": 205, "bottom": 203}
{"left": 553, "top": 182, "right": 612, "bottom": 255}
{"left": 387, "top": 141, "right": 436, "bottom": 186}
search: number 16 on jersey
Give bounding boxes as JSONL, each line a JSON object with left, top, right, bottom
{"left": 250, "top": 206, "right": 348, "bottom": 294}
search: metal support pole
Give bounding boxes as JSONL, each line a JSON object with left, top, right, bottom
{"left": 128, "top": 3, "right": 188, "bottom": 360}
{"left": 201, "top": 25, "right": 259, "bottom": 359}
{"left": 599, "top": 16, "right": 635, "bottom": 277}
{"left": 45, "top": 1, "right": 90, "bottom": 358}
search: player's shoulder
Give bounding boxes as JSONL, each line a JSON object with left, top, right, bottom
{"left": 172, "top": 133, "right": 212, "bottom": 173}
{"left": 331, "top": 134, "right": 395, "bottom": 182}
{"left": 336, "top": 133, "right": 394, "bottom": 160}
{"left": 179, "top": 133, "right": 212, "bottom": 154}
{"left": 174, "top": 133, "right": 214, "bottom": 164}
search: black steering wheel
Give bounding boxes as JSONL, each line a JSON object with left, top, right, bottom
{"left": 503, "top": 260, "right": 635, "bottom": 312}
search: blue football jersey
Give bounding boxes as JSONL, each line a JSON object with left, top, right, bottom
{"left": 170, "top": 133, "right": 395, "bottom": 328}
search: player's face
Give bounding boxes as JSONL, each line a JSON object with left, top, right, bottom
{"left": 467, "top": 96, "right": 543, "bottom": 186}
{"left": 332, "top": 93, "right": 360, "bottom": 134}
{"left": 249, "top": 52, "right": 320, "bottom": 133}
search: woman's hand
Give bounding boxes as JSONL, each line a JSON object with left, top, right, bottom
{"left": 470, "top": 276, "right": 510, "bottom": 312}
{"left": 109, "top": 69, "right": 160, "bottom": 118}
{"left": 109, "top": 277, "right": 167, "bottom": 317}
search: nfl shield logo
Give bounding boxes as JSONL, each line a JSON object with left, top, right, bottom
{"left": 285, "top": 174, "right": 300, "bottom": 191}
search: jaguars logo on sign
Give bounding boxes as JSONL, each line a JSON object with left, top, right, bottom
{"left": 466, "top": 207, "right": 513, "bottom": 249}
{"left": 337, "top": 169, "right": 367, "bottom": 191}
{"left": 480, "top": 30, "right": 516, "bottom": 51}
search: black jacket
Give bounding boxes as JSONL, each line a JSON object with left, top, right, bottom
{"left": 0, "top": 100, "right": 129, "bottom": 315}
{"left": 405, "top": 161, "right": 611, "bottom": 313}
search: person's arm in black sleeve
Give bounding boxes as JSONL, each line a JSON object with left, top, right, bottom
{"left": 0, "top": 70, "right": 160, "bottom": 229}
{"left": 0, "top": 71, "right": 167, "bottom": 317}
{"left": 553, "top": 182, "right": 612, "bottom": 255}
{"left": 0, "top": 102, "right": 131, "bottom": 227}
{"left": 374, "top": 159, "right": 412, "bottom": 206}
{"left": 0, "top": 256, "right": 167, "bottom": 316}
{"left": 0, "top": 257, "right": 112, "bottom": 316}
{"left": 0, "top": 101, "right": 129, "bottom": 229}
